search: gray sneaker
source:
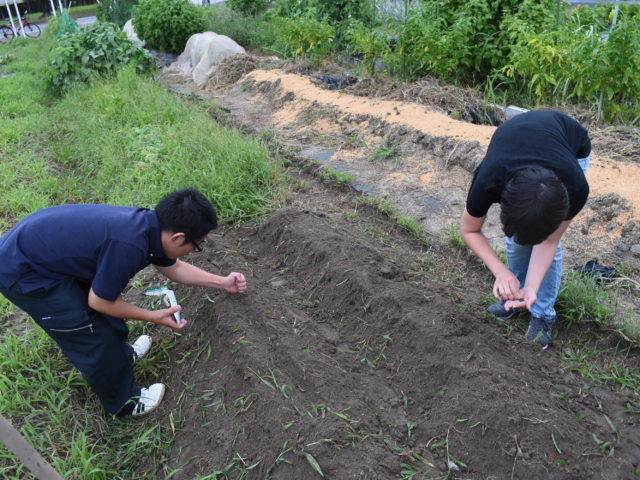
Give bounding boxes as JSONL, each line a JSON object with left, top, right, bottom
{"left": 540, "top": 317, "right": 556, "bottom": 350}
{"left": 526, "top": 316, "right": 545, "bottom": 342}
{"left": 527, "top": 316, "right": 556, "bottom": 349}
{"left": 487, "top": 300, "right": 523, "bottom": 319}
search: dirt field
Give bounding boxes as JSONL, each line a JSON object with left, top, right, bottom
{"left": 131, "top": 62, "right": 640, "bottom": 479}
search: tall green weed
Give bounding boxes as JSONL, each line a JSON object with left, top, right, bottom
{"left": 205, "top": 4, "right": 279, "bottom": 51}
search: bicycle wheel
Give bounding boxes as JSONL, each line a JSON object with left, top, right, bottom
{"left": 23, "top": 23, "right": 41, "bottom": 38}
{"left": 0, "top": 25, "right": 15, "bottom": 44}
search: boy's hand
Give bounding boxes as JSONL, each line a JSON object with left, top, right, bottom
{"left": 152, "top": 305, "right": 187, "bottom": 331}
{"left": 504, "top": 286, "right": 537, "bottom": 311}
{"left": 222, "top": 272, "right": 247, "bottom": 293}
{"left": 493, "top": 271, "right": 520, "bottom": 301}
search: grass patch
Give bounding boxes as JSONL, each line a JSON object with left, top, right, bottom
{"left": 0, "top": 326, "right": 178, "bottom": 478}
{"left": 556, "top": 271, "right": 617, "bottom": 329}
{"left": 204, "top": 4, "right": 279, "bottom": 53}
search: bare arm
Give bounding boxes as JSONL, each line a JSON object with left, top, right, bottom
{"left": 505, "top": 220, "right": 571, "bottom": 310}
{"left": 460, "top": 208, "right": 520, "bottom": 300}
{"left": 88, "top": 289, "right": 184, "bottom": 330}
{"left": 155, "top": 260, "right": 247, "bottom": 293}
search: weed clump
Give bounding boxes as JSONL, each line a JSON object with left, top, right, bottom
{"left": 556, "top": 271, "right": 616, "bottom": 328}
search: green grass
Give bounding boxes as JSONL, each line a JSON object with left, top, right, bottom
{"left": 0, "top": 35, "right": 281, "bottom": 231}
{"left": 0, "top": 31, "right": 283, "bottom": 479}
{"left": 0, "top": 327, "right": 178, "bottom": 479}
{"left": 204, "top": 4, "right": 279, "bottom": 53}
{"left": 26, "top": 4, "right": 98, "bottom": 23}
{"left": 556, "top": 271, "right": 617, "bottom": 329}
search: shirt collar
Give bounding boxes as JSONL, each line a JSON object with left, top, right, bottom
{"left": 148, "top": 210, "right": 165, "bottom": 259}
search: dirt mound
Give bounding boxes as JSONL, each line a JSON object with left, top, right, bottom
{"left": 134, "top": 178, "right": 640, "bottom": 479}
{"left": 206, "top": 54, "right": 282, "bottom": 91}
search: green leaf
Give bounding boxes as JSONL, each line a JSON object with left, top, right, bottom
{"left": 305, "top": 453, "right": 324, "bottom": 477}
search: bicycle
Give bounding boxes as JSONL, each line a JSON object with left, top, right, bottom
{"left": 0, "top": 11, "right": 41, "bottom": 42}
{"left": 0, "top": 25, "right": 13, "bottom": 44}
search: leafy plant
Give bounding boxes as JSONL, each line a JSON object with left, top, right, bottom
{"left": 227, "top": 0, "right": 270, "bottom": 16}
{"left": 273, "top": 11, "right": 335, "bottom": 59}
{"left": 133, "top": 0, "right": 206, "bottom": 53}
{"left": 44, "top": 22, "right": 155, "bottom": 95}
{"left": 346, "top": 21, "right": 391, "bottom": 75}
{"left": 96, "top": 0, "right": 140, "bottom": 28}
{"left": 314, "top": 0, "right": 374, "bottom": 25}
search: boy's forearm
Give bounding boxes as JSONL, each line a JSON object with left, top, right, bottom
{"left": 463, "top": 231, "right": 510, "bottom": 277}
{"left": 88, "top": 290, "right": 155, "bottom": 322}
{"left": 524, "top": 220, "right": 571, "bottom": 294}
{"left": 156, "top": 260, "right": 227, "bottom": 289}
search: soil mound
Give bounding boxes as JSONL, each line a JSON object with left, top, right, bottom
{"left": 147, "top": 191, "right": 639, "bottom": 479}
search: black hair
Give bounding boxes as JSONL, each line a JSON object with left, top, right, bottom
{"left": 500, "top": 167, "right": 569, "bottom": 245}
{"left": 155, "top": 188, "right": 217, "bottom": 242}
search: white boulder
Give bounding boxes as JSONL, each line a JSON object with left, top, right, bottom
{"left": 169, "top": 32, "right": 246, "bottom": 86}
{"left": 123, "top": 19, "right": 143, "bottom": 45}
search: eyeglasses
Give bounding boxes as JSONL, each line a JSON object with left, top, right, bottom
{"left": 186, "top": 236, "right": 204, "bottom": 253}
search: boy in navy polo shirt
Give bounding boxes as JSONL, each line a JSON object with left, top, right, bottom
{"left": 460, "top": 110, "right": 591, "bottom": 349}
{"left": 0, "top": 188, "right": 247, "bottom": 416}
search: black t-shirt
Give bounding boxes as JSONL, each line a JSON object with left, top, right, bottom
{"left": 466, "top": 110, "right": 591, "bottom": 220}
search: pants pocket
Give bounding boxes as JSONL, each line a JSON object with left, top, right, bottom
{"left": 49, "top": 323, "right": 94, "bottom": 334}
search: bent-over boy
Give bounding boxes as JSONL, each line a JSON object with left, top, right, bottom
{"left": 0, "top": 188, "right": 246, "bottom": 415}
{"left": 460, "top": 110, "right": 591, "bottom": 349}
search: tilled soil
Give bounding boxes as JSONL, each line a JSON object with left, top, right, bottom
{"left": 130, "top": 172, "right": 640, "bottom": 479}
{"left": 130, "top": 63, "right": 640, "bottom": 479}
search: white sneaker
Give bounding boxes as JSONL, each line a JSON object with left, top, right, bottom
{"left": 131, "top": 335, "right": 152, "bottom": 361}
{"left": 131, "top": 383, "right": 165, "bottom": 416}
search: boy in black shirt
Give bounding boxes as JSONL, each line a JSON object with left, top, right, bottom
{"left": 461, "top": 110, "right": 591, "bottom": 348}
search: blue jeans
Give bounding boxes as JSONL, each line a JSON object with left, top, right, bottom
{"left": 505, "top": 155, "right": 590, "bottom": 320}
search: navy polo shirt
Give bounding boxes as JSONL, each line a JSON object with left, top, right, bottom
{"left": 0, "top": 205, "right": 175, "bottom": 301}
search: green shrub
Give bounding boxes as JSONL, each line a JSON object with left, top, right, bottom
{"left": 227, "top": 0, "right": 270, "bottom": 16}
{"left": 96, "top": 0, "right": 139, "bottom": 28}
{"left": 44, "top": 22, "right": 156, "bottom": 95}
{"left": 504, "top": 13, "right": 640, "bottom": 123}
{"left": 346, "top": 22, "right": 391, "bottom": 75}
{"left": 133, "top": 0, "right": 206, "bottom": 53}
{"left": 395, "top": 0, "right": 559, "bottom": 82}
{"left": 313, "top": 0, "right": 374, "bottom": 25}
{"left": 273, "top": 11, "right": 335, "bottom": 59}
{"left": 274, "top": 0, "right": 374, "bottom": 26}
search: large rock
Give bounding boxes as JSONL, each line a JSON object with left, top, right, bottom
{"left": 123, "top": 19, "right": 143, "bottom": 45}
{"left": 169, "top": 32, "right": 246, "bottom": 86}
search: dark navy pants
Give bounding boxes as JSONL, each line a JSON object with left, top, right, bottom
{"left": 0, "top": 279, "right": 141, "bottom": 416}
